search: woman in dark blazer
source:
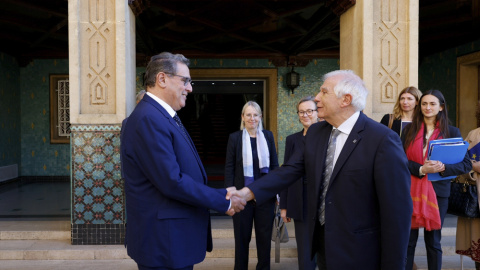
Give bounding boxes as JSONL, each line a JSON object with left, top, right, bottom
{"left": 279, "top": 96, "right": 318, "bottom": 270}
{"left": 380, "top": 86, "right": 422, "bottom": 136}
{"left": 402, "top": 90, "right": 471, "bottom": 270}
{"left": 224, "top": 101, "right": 279, "bottom": 270}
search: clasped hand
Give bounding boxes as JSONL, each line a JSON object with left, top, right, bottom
{"left": 224, "top": 187, "right": 252, "bottom": 216}
{"left": 423, "top": 160, "right": 445, "bottom": 174}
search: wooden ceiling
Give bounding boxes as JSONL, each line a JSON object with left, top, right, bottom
{"left": 0, "top": 0, "right": 479, "bottom": 67}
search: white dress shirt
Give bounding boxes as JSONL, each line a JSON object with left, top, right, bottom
{"left": 146, "top": 92, "right": 176, "bottom": 117}
{"left": 331, "top": 111, "right": 360, "bottom": 167}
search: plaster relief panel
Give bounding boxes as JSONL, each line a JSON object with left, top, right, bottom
{"left": 381, "top": 0, "right": 398, "bottom": 28}
{"left": 380, "top": 77, "right": 398, "bottom": 103}
{"left": 90, "top": 77, "right": 107, "bottom": 104}
{"left": 79, "top": 0, "right": 116, "bottom": 114}
{"left": 89, "top": 32, "right": 107, "bottom": 74}
{"left": 381, "top": 33, "right": 398, "bottom": 74}
{"left": 89, "top": 0, "right": 106, "bottom": 29}
{"left": 373, "top": 0, "right": 408, "bottom": 106}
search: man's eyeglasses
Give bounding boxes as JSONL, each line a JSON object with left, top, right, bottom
{"left": 165, "top": 73, "right": 192, "bottom": 86}
{"left": 297, "top": 109, "right": 316, "bottom": 116}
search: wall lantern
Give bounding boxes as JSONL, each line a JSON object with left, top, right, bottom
{"left": 286, "top": 66, "right": 300, "bottom": 94}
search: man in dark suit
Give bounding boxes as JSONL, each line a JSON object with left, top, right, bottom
{"left": 121, "top": 52, "right": 245, "bottom": 270}
{"left": 228, "top": 70, "right": 413, "bottom": 270}
{"left": 120, "top": 90, "right": 145, "bottom": 179}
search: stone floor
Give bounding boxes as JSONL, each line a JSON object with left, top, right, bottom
{"left": 0, "top": 180, "right": 477, "bottom": 269}
{"left": 0, "top": 181, "right": 70, "bottom": 219}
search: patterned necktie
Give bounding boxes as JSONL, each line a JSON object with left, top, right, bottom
{"left": 173, "top": 114, "right": 187, "bottom": 137}
{"left": 319, "top": 128, "right": 341, "bottom": 225}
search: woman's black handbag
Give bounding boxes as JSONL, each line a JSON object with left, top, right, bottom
{"left": 447, "top": 176, "right": 480, "bottom": 218}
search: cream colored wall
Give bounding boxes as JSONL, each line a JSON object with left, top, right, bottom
{"left": 340, "top": 0, "right": 419, "bottom": 121}
{"left": 68, "top": 0, "right": 135, "bottom": 124}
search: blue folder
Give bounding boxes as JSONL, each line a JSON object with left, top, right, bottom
{"left": 427, "top": 137, "right": 469, "bottom": 181}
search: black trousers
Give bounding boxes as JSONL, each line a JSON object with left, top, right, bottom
{"left": 406, "top": 196, "right": 449, "bottom": 270}
{"left": 315, "top": 221, "right": 327, "bottom": 270}
{"left": 232, "top": 198, "right": 275, "bottom": 270}
{"left": 293, "top": 187, "right": 317, "bottom": 270}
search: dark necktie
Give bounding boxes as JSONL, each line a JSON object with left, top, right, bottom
{"left": 173, "top": 114, "right": 187, "bottom": 137}
{"left": 319, "top": 128, "right": 341, "bottom": 225}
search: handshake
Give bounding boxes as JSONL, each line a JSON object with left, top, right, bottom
{"left": 224, "top": 187, "right": 255, "bottom": 216}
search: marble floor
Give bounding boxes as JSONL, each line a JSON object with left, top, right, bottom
{"left": 0, "top": 181, "right": 70, "bottom": 220}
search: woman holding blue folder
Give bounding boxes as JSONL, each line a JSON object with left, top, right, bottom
{"left": 402, "top": 90, "right": 471, "bottom": 270}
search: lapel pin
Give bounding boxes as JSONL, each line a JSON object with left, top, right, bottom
{"left": 353, "top": 139, "right": 357, "bottom": 144}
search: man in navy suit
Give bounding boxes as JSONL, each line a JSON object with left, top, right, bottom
{"left": 228, "top": 70, "right": 413, "bottom": 270}
{"left": 121, "top": 52, "right": 245, "bottom": 270}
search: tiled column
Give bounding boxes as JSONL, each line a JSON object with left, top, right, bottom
{"left": 68, "top": 0, "right": 135, "bottom": 244}
{"left": 339, "top": 0, "right": 419, "bottom": 121}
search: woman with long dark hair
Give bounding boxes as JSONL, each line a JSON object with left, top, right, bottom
{"left": 402, "top": 90, "right": 471, "bottom": 270}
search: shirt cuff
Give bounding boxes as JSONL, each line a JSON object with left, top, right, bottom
{"left": 419, "top": 166, "right": 425, "bottom": 177}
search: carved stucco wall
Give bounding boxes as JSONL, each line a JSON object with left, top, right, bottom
{"left": 69, "top": 0, "right": 135, "bottom": 125}
{"left": 341, "top": 0, "right": 418, "bottom": 120}
{"left": 79, "top": 0, "right": 116, "bottom": 114}
{"left": 68, "top": 0, "right": 135, "bottom": 244}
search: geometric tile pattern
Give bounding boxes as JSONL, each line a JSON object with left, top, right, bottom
{"left": 20, "top": 59, "right": 70, "bottom": 176}
{"left": 273, "top": 58, "right": 339, "bottom": 164}
{"left": 71, "top": 223, "right": 125, "bottom": 245}
{"left": 71, "top": 125, "right": 121, "bottom": 132}
{"left": 71, "top": 125, "right": 124, "bottom": 225}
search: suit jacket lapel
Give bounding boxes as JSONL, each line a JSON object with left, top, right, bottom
{"left": 144, "top": 95, "right": 208, "bottom": 182}
{"left": 329, "top": 113, "right": 366, "bottom": 183}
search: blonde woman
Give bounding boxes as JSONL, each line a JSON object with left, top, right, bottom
{"left": 224, "top": 101, "right": 279, "bottom": 270}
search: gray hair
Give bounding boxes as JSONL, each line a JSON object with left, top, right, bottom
{"left": 144, "top": 52, "right": 190, "bottom": 88}
{"left": 322, "top": 70, "right": 368, "bottom": 111}
{"left": 240, "top": 101, "right": 263, "bottom": 131}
